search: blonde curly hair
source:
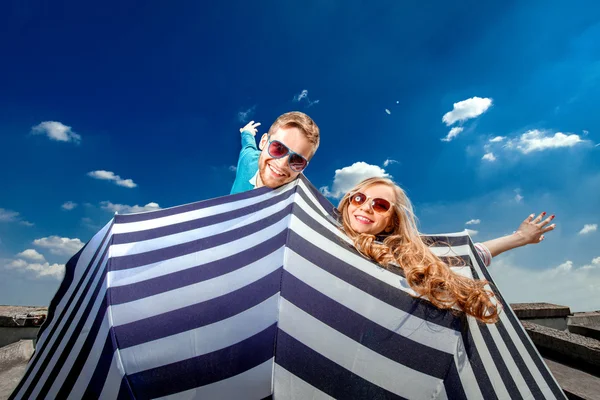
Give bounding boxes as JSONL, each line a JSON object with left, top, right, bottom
{"left": 338, "top": 177, "right": 500, "bottom": 323}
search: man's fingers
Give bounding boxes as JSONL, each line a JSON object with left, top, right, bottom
{"left": 539, "top": 235, "right": 545, "bottom": 242}
{"left": 524, "top": 213, "right": 535, "bottom": 223}
{"left": 253, "top": 122, "right": 261, "bottom": 128}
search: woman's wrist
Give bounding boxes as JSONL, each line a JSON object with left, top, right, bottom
{"left": 511, "top": 231, "right": 530, "bottom": 247}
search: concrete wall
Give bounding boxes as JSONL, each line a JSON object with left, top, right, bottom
{"left": 526, "top": 317, "right": 568, "bottom": 331}
{"left": 568, "top": 325, "right": 600, "bottom": 341}
{"left": 568, "top": 314, "right": 600, "bottom": 328}
{"left": 0, "top": 327, "right": 39, "bottom": 348}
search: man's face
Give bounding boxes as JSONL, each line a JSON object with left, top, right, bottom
{"left": 257, "top": 126, "right": 314, "bottom": 189}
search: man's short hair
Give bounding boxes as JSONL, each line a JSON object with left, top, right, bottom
{"left": 268, "top": 111, "right": 320, "bottom": 153}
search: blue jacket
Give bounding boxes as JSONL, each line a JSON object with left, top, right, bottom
{"left": 230, "top": 130, "right": 260, "bottom": 194}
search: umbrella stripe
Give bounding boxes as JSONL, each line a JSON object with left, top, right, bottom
{"left": 109, "top": 248, "right": 284, "bottom": 327}
{"left": 443, "top": 360, "right": 469, "bottom": 400}
{"left": 10, "top": 221, "right": 113, "bottom": 400}
{"left": 278, "top": 298, "right": 448, "bottom": 399}
{"left": 109, "top": 229, "right": 287, "bottom": 304}
{"left": 114, "top": 269, "right": 282, "bottom": 349}
{"left": 15, "top": 246, "right": 111, "bottom": 400}
{"left": 53, "top": 306, "right": 109, "bottom": 399}
{"left": 115, "top": 184, "right": 270, "bottom": 224}
{"left": 286, "top": 229, "right": 461, "bottom": 330}
{"left": 126, "top": 323, "right": 277, "bottom": 399}
{"left": 281, "top": 270, "right": 454, "bottom": 378}
{"left": 152, "top": 359, "right": 274, "bottom": 400}
{"left": 109, "top": 202, "right": 294, "bottom": 271}
{"left": 112, "top": 185, "right": 297, "bottom": 244}
{"left": 119, "top": 294, "right": 280, "bottom": 374}
{"left": 273, "top": 364, "right": 335, "bottom": 400}
{"left": 275, "top": 329, "right": 407, "bottom": 400}
{"left": 466, "top": 241, "right": 564, "bottom": 398}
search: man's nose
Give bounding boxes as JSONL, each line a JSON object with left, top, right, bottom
{"left": 272, "top": 158, "right": 289, "bottom": 170}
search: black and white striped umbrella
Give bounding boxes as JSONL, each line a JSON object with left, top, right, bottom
{"left": 11, "top": 176, "right": 566, "bottom": 399}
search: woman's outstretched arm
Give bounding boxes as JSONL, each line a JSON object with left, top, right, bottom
{"left": 481, "top": 212, "right": 556, "bottom": 259}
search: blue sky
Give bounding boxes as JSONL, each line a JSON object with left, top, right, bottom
{"left": 1, "top": 1, "right": 599, "bottom": 311}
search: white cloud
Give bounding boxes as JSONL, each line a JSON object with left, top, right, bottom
{"left": 5, "top": 258, "right": 65, "bottom": 279}
{"left": 442, "top": 97, "right": 493, "bottom": 126}
{"left": 0, "top": 208, "right": 20, "bottom": 222}
{"left": 320, "top": 162, "right": 390, "bottom": 198}
{"left": 514, "top": 190, "right": 524, "bottom": 203}
{"left": 33, "top": 236, "right": 84, "bottom": 257}
{"left": 31, "top": 121, "right": 81, "bottom": 143}
{"left": 466, "top": 229, "right": 479, "bottom": 236}
{"left": 441, "top": 127, "right": 464, "bottom": 142}
{"left": 228, "top": 165, "right": 237, "bottom": 172}
{"left": 383, "top": 159, "right": 398, "bottom": 167}
{"left": 489, "top": 136, "right": 505, "bottom": 143}
{"left": 490, "top": 257, "right": 600, "bottom": 312}
{"left": 385, "top": 109, "right": 391, "bottom": 115}
{"left": 579, "top": 224, "right": 598, "bottom": 235}
{"left": 237, "top": 105, "right": 257, "bottom": 123}
{"left": 100, "top": 201, "right": 161, "bottom": 214}
{"left": 482, "top": 152, "right": 496, "bottom": 162}
{"left": 592, "top": 257, "right": 600, "bottom": 265}
{"left": 465, "top": 219, "right": 481, "bottom": 225}
{"left": 506, "top": 130, "right": 585, "bottom": 154}
{"left": 0, "top": 208, "right": 33, "bottom": 226}
{"left": 583, "top": 130, "right": 589, "bottom": 135}
{"left": 17, "top": 249, "right": 45, "bottom": 262}
{"left": 87, "top": 170, "right": 137, "bottom": 188}
{"left": 61, "top": 201, "right": 77, "bottom": 211}
{"left": 293, "top": 89, "right": 320, "bottom": 107}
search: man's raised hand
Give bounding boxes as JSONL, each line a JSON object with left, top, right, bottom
{"left": 240, "top": 121, "right": 261, "bottom": 136}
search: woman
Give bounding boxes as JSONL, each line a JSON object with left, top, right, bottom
{"left": 338, "top": 177, "right": 556, "bottom": 323}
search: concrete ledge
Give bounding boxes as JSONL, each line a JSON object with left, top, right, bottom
{"left": 568, "top": 311, "right": 600, "bottom": 329}
{"left": 522, "top": 321, "right": 600, "bottom": 374}
{"left": 568, "top": 324, "right": 600, "bottom": 341}
{"left": 543, "top": 357, "right": 600, "bottom": 400}
{"left": 511, "top": 303, "right": 571, "bottom": 319}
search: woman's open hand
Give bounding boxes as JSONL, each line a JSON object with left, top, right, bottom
{"left": 515, "top": 212, "right": 556, "bottom": 244}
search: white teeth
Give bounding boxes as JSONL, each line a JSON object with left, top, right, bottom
{"left": 269, "top": 164, "right": 284, "bottom": 176}
{"left": 355, "top": 215, "right": 372, "bottom": 223}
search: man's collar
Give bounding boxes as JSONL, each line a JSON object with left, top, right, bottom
{"left": 249, "top": 171, "right": 258, "bottom": 187}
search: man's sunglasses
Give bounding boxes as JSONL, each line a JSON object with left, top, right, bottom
{"left": 349, "top": 192, "right": 394, "bottom": 214}
{"left": 267, "top": 135, "right": 309, "bottom": 172}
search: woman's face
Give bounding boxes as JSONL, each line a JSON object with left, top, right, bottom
{"left": 346, "top": 183, "right": 395, "bottom": 235}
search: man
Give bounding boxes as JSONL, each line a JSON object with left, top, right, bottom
{"left": 230, "top": 111, "right": 320, "bottom": 194}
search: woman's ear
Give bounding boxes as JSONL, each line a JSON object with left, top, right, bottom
{"left": 258, "top": 133, "right": 269, "bottom": 150}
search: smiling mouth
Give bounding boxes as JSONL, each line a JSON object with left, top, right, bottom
{"left": 354, "top": 215, "right": 373, "bottom": 224}
{"left": 268, "top": 163, "right": 285, "bottom": 177}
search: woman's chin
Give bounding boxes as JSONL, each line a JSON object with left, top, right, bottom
{"left": 351, "top": 223, "right": 378, "bottom": 236}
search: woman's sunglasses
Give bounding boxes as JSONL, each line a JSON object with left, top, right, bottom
{"left": 267, "top": 135, "right": 309, "bottom": 172}
{"left": 349, "top": 192, "right": 394, "bottom": 214}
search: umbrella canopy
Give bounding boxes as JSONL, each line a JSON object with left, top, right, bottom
{"left": 11, "top": 176, "right": 566, "bottom": 399}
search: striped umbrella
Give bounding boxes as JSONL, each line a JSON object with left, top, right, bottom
{"left": 11, "top": 176, "right": 566, "bottom": 399}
